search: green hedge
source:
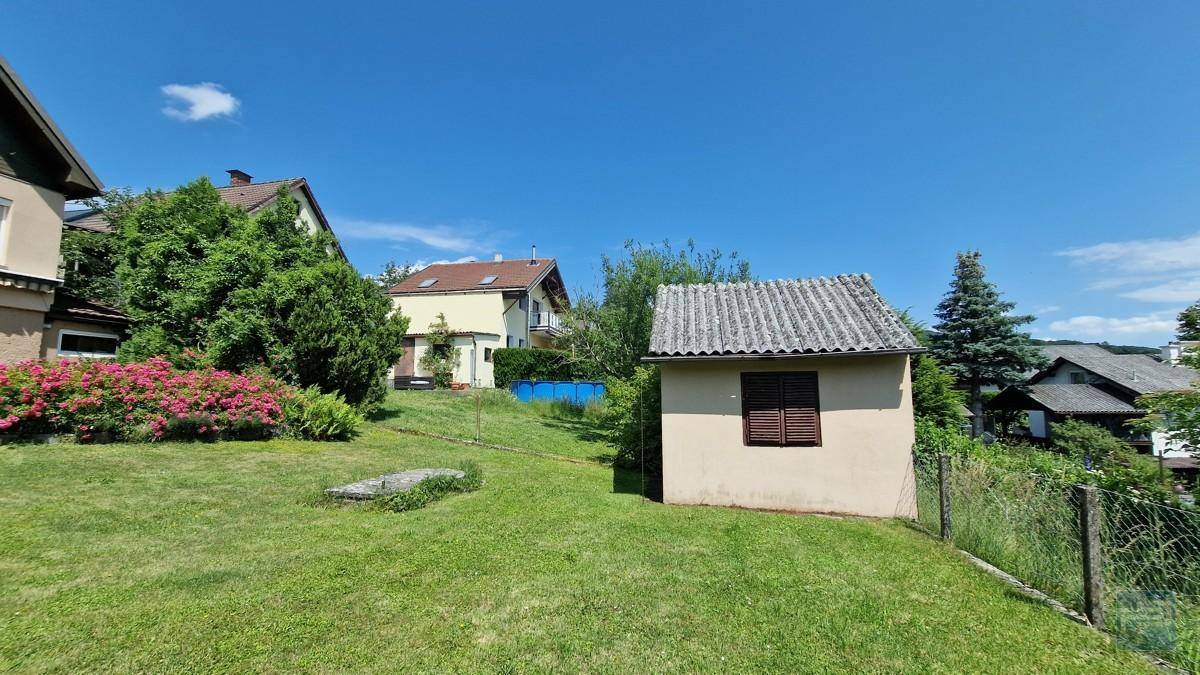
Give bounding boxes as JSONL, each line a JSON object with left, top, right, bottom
{"left": 492, "top": 348, "right": 588, "bottom": 388}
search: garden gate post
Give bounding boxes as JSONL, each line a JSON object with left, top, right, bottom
{"left": 1075, "top": 484, "right": 1105, "bottom": 629}
{"left": 938, "top": 454, "right": 952, "bottom": 541}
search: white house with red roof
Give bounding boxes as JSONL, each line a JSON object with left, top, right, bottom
{"left": 387, "top": 255, "right": 568, "bottom": 388}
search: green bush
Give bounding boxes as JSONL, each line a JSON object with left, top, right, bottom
{"left": 377, "top": 461, "right": 483, "bottom": 512}
{"left": 492, "top": 348, "right": 590, "bottom": 388}
{"left": 602, "top": 366, "right": 661, "bottom": 474}
{"left": 284, "top": 387, "right": 363, "bottom": 441}
{"left": 1048, "top": 418, "right": 1132, "bottom": 466}
{"left": 914, "top": 419, "right": 1173, "bottom": 503}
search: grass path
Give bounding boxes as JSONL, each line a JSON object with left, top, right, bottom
{"left": 0, "top": 414, "right": 1154, "bottom": 672}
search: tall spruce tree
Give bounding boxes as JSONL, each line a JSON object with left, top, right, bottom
{"left": 931, "top": 251, "right": 1045, "bottom": 436}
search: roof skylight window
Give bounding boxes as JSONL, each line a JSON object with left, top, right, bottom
{"left": 418, "top": 278, "right": 438, "bottom": 288}
{"left": 479, "top": 275, "right": 498, "bottom": 285}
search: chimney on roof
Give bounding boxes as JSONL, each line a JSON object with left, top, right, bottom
{"left": 494, "top": 253, "right": 503, "bottom": 262}
{"left": 530, "top": 244, "right": 537, "bottom": 264}
{"left": 226, "top": 169, "right": 252, "bottom": 186}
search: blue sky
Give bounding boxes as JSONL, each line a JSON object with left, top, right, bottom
{"left": 10, "top": 1, "right": 1200, "bottom": 345}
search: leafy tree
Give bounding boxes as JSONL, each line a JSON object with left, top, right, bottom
{"left": 1133, "top": 348, "right": 1200, "bottom": 457}
{"left": 110, "top": 177, "right": 407, "bottom": 408}
{"left": 897, "top": 309, "right": 965, "bottom": 427}
{"left": 370, "top": 259, "right": 418, "bottom": 292}
{"left": 931, "top": 251, "right": 1046, "bottom": 436}
{"left": 60, "top": 228, "right": 123, "bottom": 306}
{"left": 558, "top": 240, "right": 751, "bottom": 379}
{"left": 418, "top": 313, "right": 461, "bottom": 389}
{"left": 911, "top": 355, "right": 965, "bottom": 428}
{"left": 1049, "top": 418, "right": 1134, "bottom": 469}
{"left": 1179, "top": 301, "right": 1200, "bottom": 341}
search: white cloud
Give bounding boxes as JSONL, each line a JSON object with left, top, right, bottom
{"left": 1057, "top": 232, "right": 1200, "bottom": 274}
{"left": 412, "top": 256, "right": 477, "bottom": 269}
{"left": 336, "top": 219, "right": 484, "bottom": 253}
{"left": 1119, "top": 275, "right": 1200, "bottom": 303}
{"left": 161, "top": 82, "right": 240, "bottom": 121}
{"left": 1058, "top": 231, "right": 1200, "bottom": 304}
{"left": 1047, "top": 310, "right": 1181, "bottom": 338}
{"left": 1032, "top": 304, "right": 1062, "bottom": 315}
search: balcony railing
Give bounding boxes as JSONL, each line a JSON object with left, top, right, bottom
{"left": 529, "top": 311, "right": 562, "bottom": 332}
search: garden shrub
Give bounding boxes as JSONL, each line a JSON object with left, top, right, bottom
{"left": 1048, "top": 418, "right": 1134, "bottom": 467}
{"left": 377, "top": 461, "right": 483, "bottom": 512}
{"left": 492, "top": 348, "right": 587, "bottom": 388}
{"left": 0, "top": 358, "right": 295, "bottom": 442}
{"left": 283, "top": 387, "right": 362, "bottom": 441}
{"left": 602, "top": 365, "right": 661, "bottom": 475}
{"left": 913, "top": 418, "right": 1173, "bottom": 503}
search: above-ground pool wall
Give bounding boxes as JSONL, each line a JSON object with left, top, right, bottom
{"left": 658, "top": 354, "right": 917, "bottom": 518}
{"left": 511, "top": 380, "right": 606, "bottom": 405}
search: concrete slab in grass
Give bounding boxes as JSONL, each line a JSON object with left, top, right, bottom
{"left": 326, "top": 468, "right": 465, "bottom": 500}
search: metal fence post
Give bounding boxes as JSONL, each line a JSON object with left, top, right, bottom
{"left": 938, "top": 454, "right": 952, "bottom": 541}
{"left": 474, "top": 391, "right": 482, "bottom": 443}
{"left": 1076, "top": 484, "right": 1105, "bottom": 629}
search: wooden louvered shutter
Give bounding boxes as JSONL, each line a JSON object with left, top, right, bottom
{"left": 742, "top": 372, "right": 782, "bottom": 446}
{"left": 741, "top": 372, "right": 821, "bottom": 447}
{"left": 780, "top": 373, "right": 821, "bottom": 446}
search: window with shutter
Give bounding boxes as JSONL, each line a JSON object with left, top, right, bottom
{"left": 741, "top": 372, "right": 821, "bottom": 447}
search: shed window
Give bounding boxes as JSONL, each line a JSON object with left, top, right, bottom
{"left": 58, "top": 330, "right": 119, "bottom": 359}
{"left": 1069, "top": 371, "right": 1085, "bottom": 384}
{"left": 418, "top": 278, "right": 438, "bottom": 288}
{"left": 741, "top": 372, "right": 821, "bottom": 447}
{"left": 484, "top": 347, "right": 494, "bottom": 362}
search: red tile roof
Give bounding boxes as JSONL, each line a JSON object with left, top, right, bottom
{"left": 63, "top": 178, "right": 303, "bottom": 233}
{"left": 389, "top": 258, "right": 563, "bottom": 297}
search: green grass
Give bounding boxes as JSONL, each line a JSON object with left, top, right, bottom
{"left": 0, "top": 402, "right": 1156, "bottom": 672}
{"left": 373, "top": 389, "right": 615, "bottom": 463}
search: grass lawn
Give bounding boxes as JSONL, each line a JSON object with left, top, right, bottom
{"left": 0, "top": 397, "right": 1153, "bottom": 672}
{"left": 374, "top": 389, "right": 615, "bottom": 463}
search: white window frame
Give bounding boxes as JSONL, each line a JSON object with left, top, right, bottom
{"left": 57, "top": 329, "right": 120, "bottom": 359}
{"left": 0, "top": 196, "right": 11, "bottom": 265}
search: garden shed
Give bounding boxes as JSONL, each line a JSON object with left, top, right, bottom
{"left": 646, "top": 274, "right": 924, "bottom": 517}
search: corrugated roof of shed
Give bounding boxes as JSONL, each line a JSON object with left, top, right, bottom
{"left": 647, "top": 274, "right": 922, "bottom": 358}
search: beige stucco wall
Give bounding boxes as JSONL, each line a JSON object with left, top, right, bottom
{"left": 659, "top": 355, "right": 917, "bottom": 518}
{"left": 0, "top": 306, "right": 45, "bottom": 363}
{"left": 0, "top": 174, "right": 66, "bottom": 280}
{"left": 41, "top": 320, "right": 121, "bottom": 360}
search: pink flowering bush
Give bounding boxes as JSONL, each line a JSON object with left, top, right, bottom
{"left": 0, "top": 357, "right": 299, "bottom": 442}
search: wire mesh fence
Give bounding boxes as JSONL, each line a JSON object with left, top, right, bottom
{"left": 1097, "top": 487, "right": 1200, "bottom": 669}
{"left": 915, "top": 455, "right": 1200, "bottom": 671}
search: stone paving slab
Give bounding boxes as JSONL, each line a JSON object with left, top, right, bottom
{"left": 325, "top": 468, "right": 465, "bottom": 500}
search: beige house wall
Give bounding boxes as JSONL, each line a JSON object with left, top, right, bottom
{"left": 0, "top": 306, "right": 45, "bottom": 362}
{"left": 659, "top": 355, "right": 917, "bottom": 518}
{"left": 391, "top": 276, "right": 564, "bottom": 387}
{"left": 0, "top": 174, "right": 66, "bottom": 281}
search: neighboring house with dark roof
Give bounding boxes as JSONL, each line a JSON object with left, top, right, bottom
{"left": 988, "top": 345, "right": 1199, "bottom": 457}
{"left": 645, "top": 274, "right": 924, "bottom": 517}
{"left": 387, "top": 255, "right": 568, "bottom": 388}
{"left": 0, "top": 55, "right": 104, "bottom": 362}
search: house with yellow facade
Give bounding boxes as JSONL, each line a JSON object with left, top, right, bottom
{"left": 0, "top": 55, "right": 104, "bottom": 363}
{"left": 387, "top": 256, "right": 568, "bottom": 388}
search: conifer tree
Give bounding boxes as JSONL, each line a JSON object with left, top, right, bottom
{"left": 931, "top": 251, "right": 1045, "bottom": 435}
